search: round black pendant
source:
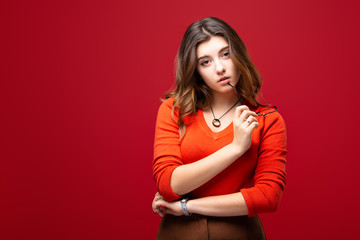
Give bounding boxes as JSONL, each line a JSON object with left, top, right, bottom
{"left": 212, "top": 119, "right": 221, "bottom": 127}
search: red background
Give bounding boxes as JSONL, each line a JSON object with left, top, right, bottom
{"left": 1, "top": 0, "right": 360, "bottom": 239}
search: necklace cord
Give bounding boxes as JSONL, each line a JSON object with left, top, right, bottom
{"left": 210, "top": 98, "right": 241, "bottom": 121}
{"left": 209, "top": 82, "right": 242, "bottom": 127}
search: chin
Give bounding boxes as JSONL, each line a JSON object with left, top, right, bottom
{"left": 212, "top": 87, "right": 234, "bottom": 95}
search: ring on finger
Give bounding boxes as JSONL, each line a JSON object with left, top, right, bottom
{"left": 245, "top": 117, "right": 251, "bottom": 123}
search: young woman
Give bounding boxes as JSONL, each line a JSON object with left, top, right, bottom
{"left": 152, "top": 17, "right": 287, "bottom": 240}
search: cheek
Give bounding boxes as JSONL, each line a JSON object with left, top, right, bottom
{"left": 197, "top": 68, "right": 207, "bottom": 80}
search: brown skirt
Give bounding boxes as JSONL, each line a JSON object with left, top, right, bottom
{"left": 156, "top": 214, "right": 266, "bottom": 240}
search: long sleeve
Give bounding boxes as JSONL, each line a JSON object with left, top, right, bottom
{"left": 240, "top": 111, "right": 287, "bottom": 217}
{"left": 152, "top": 98, "right": 183, "bottom": 201}
{"left": 152, "top": 98, "right": 287, "bottom": 212}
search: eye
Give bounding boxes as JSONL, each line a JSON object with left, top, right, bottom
{"left": 222, "top": 51, "right": 230, "bottom": 58}
{"left": 200, "top": 59, "right": 211, "bottom": 66}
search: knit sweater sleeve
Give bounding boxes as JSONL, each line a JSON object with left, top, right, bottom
{"left": 240, "top": 111, "right": 287, "bottom": 217}
{"left": 152, "top": 98, "right": 183, "bottom": 201}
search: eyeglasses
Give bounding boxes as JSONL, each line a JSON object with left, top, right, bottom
{"left": 256, "top": 106, "right": 278, "bottom": 117}
{"left": 228, "top": 84, "right": 278, "bottom": 118}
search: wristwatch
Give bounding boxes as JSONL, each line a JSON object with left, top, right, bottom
{"left": 181, "top": 198, "right": 192, "bottom": 216}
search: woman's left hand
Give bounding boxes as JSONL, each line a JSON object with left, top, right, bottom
{"left": 152, "top": 192, "right": 183, "bottom": 217}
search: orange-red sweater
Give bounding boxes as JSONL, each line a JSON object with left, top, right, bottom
{"left": 153, "top": 98, "right": 287, "bottom": 217}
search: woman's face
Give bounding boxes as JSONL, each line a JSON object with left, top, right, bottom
{"left": 196, "top": 36, "right": 240, "bottom": 95}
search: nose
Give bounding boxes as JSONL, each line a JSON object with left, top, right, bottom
{"left": 214, "top": 59, "right": 225, "bottom": 74}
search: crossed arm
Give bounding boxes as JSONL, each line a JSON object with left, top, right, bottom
{"left": 153, "top": 191, "right": 249, "bottom": 217}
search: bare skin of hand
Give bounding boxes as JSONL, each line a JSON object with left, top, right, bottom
{"left": 152, "top": 192, "right": 166, "bottom": 217}
{"left": 231, "top": 105, "right": 259, "bottom": 154}
{"left": 152, "top": 192, "right": 182, "bottom": 217}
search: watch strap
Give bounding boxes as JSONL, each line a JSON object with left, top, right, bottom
{"left": 181, "top": 198, "right": 191, "bottom": 216}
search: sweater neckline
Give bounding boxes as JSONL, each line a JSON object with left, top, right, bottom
{"left": 197, "top": 108, "right": 233, "bottom": 140}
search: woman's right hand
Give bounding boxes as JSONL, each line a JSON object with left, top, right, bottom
{"left": 152, "top": 192, "right": 183, "bottom": 217}
{"left": 152, "top": 192, "right": 165, "bottom": 217}
{"left": 231, "top": 106, "right": 259, "bottom": 155}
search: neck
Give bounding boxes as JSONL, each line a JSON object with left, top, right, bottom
{"left": 211, "top": 91, "right": 239, "bottom": 109}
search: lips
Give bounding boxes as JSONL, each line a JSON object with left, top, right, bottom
{"left": 218, "top": 76, "right": 231, "bottom": 85}
{"left": 218, "top": 76, "right": 230, "bottom": 82}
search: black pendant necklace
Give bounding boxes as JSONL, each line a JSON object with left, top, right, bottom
{"left": 210, "top": 98, "right": 242, "bottom": 127}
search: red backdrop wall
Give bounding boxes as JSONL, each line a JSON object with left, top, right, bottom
{"left": 1, "top": 0, "right": 360, "bottom": 239}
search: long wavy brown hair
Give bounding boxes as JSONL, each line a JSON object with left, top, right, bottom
{"left": 166, "top": 17, "right": 264, "bottom": 139}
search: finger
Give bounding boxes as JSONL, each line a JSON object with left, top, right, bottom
{"left": 155, "top": 192, "right": 163, "bottom": 199}
{"left": 248, "top": 121, "right": 259, "bottom": 131}
{"left": 154, "top": 206, "right": 164, "bottom": 217}
{"left": 153, "top": 193, "right": 163, "bottom": 210}
{"left": 239, "top": 110, "right": 258, "bottom": 123}
{"left": 154, "top": 195, "right": 161, "bottom": 202}
{"left": 153, "top": 203, "right": 158, "bottom": 214}
{"left": 154, "top": 192, "right": 162, "bottom": 201}
{"left": 158, "top": 210, "right": 164, "bottom": 218}
{"left": 153, "top": 195, "right": 163, "bottom": 214}
{"left": 158, "top": 206, "right": 167, "bottom": 217}
{"left": 153, "top": 207, "right": 159, "bottom": 215}
{"left": 234, "top": 105, "right": 249, "bottom": 119}
{"left": 154, "top": 199, "right": 168, "bottom": 209}
{"left": 153, "top": 204, "right": 164, "bottom": 217}
{"left": 234, "top": 110, "right": 252, "bottom": 126}
{"left": 243, "top": 115, "right": 258, "bottom": 126}
{"left": 155, "top": 200, "right": 170, "bottom": 217}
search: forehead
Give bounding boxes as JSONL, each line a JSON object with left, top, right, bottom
{"left": 196, "top": 36, "right": 228, "bottom": 57}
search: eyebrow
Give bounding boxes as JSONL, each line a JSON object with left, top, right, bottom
{"left": 197, "top": 46, "right": 229, "bottom": 62}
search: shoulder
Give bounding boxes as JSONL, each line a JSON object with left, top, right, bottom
{"left": 254, "top": 105, "right": 286, "bottom": 131}
{"left": 159, "top": 97, "right": 175, "bottom": 109}
{"left": 156, "top": 97, "right": 179, "bottom": 124}
{"left": 156, "top": 97, "right": 195, "bottom": 127}
{"left": 157, "top": 97, "right": 176, "bottom": 117}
